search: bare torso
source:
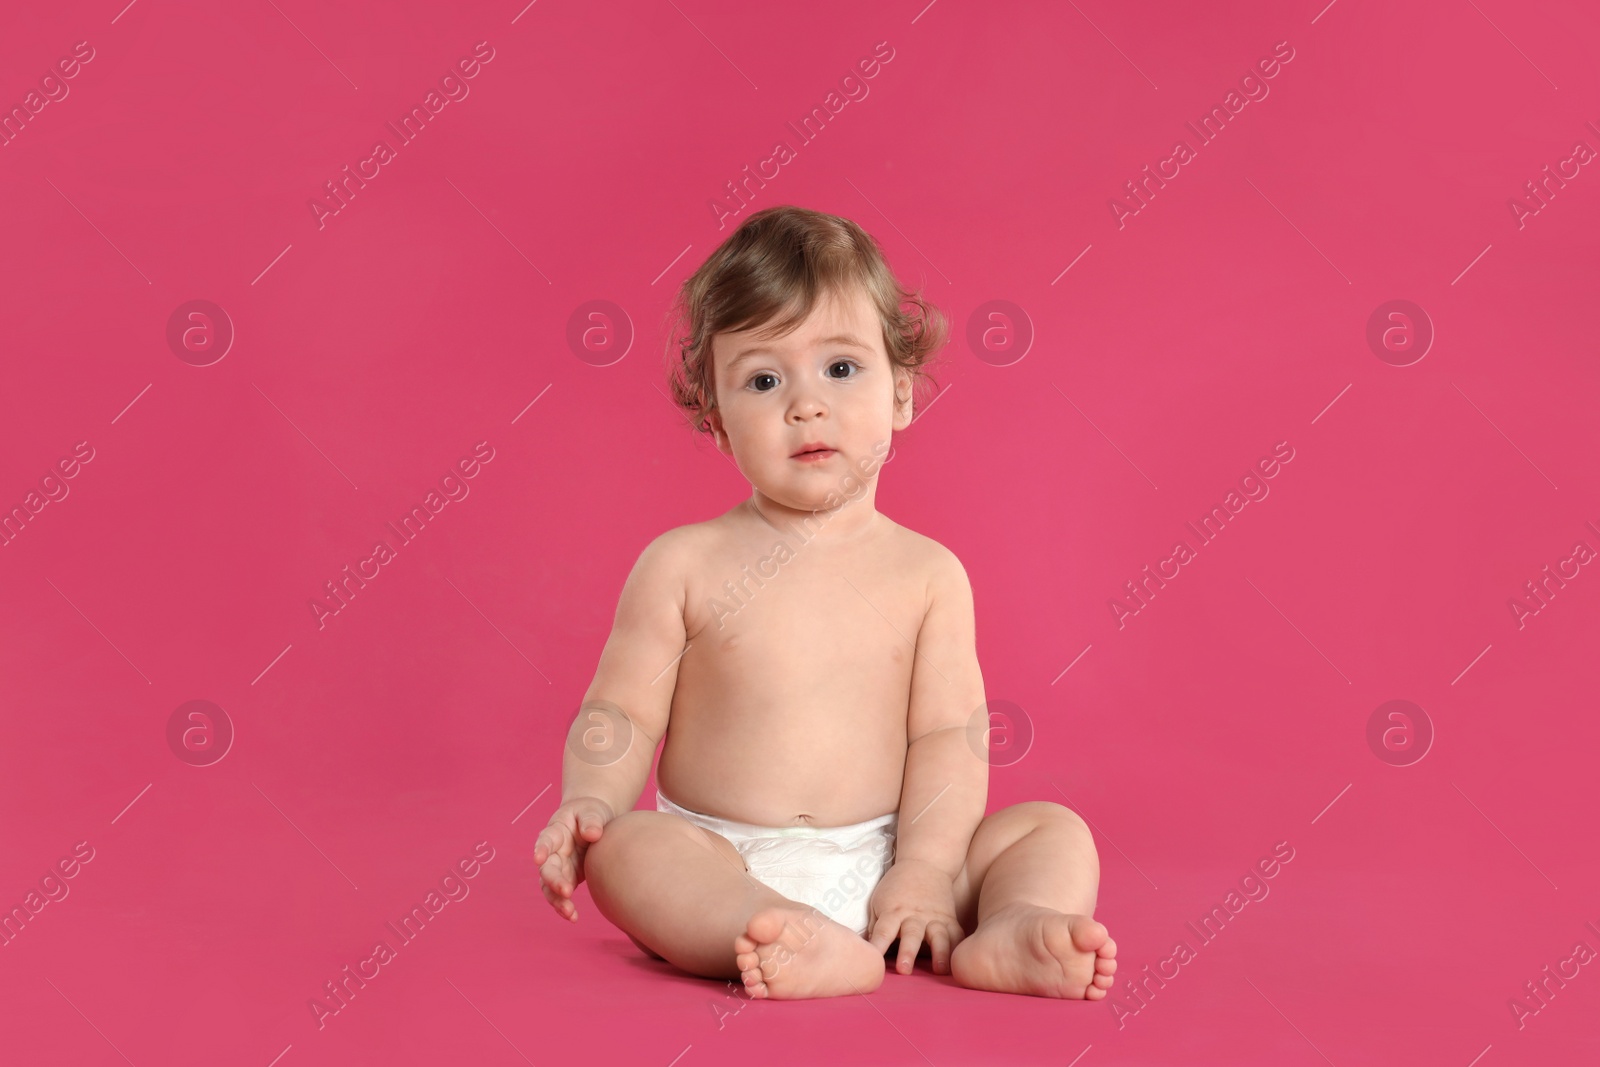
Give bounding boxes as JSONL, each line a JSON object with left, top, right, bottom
{"left": 656, "top": 502, "right": 935, "bottom": 828}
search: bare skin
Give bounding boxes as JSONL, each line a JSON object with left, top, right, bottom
{"left": 535, "top": 284, "right": 1116, "bottom": 1000}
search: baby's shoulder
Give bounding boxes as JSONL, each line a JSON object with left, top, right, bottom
{"left": 635, "top": 516, "right": 751, "bottom": 586}
{"left": 878, "top": 519, "right": 969, "bottom": 587}
{"left": 637, "top": 520, "right": 717, "bottom": 569}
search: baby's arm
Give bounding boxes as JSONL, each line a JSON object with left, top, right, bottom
{"left": 866, "top": 549, "right": 989, "bottom": 970}
{"left": 895, "top": 549, "right": 989, "bottom": 876}
{"left": 534, "top": 531, "right": 690, "bottom": 919}
{"left": 559, "top": 531, "right": 689, "bottom": 812}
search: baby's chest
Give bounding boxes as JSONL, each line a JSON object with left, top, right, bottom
{"left": 684, "top": 557, "right": 926, "bottom": 665}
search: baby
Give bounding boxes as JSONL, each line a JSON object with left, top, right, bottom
{"left": 534, "top": 204, "right": 1117, "bottom": 1001}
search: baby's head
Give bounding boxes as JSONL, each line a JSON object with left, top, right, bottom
{"left": 666, "top": 205, "right": 947, "bottom": 512}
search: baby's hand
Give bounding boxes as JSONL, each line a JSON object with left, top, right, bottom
{"left": 866, "top": 858, "right": 966, "bottom": 975}
{"left": 533, "top": 796, "right": 615, "bottom": 922}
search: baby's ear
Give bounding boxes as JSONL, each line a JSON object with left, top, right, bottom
{"left": 707, "top": 408, "right": 732, "bottom": 454}
{"left": 892, "top": 369, "right": 915, "bottom": 429}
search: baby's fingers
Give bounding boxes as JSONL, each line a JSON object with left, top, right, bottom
{"left": 893, "top": 920, "right": 926, "bottom": 974}
{"left": 927, "top": 922, "right": 953, "bottom": 975}
{"left": 533, "top": 821, "right": 574, "bottom": 867}
{"left": 538, "top": 850, "right": 576, "bottom": 898}
{"left": 539, "top": 879, "right": 578, "bottom": 921}
{"left": 866, "top": 916, "right": 901, "bottom": 956}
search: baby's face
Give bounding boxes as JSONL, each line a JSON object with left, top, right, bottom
{"left": 709, "top": 283, "right": 912, "bottom": 511}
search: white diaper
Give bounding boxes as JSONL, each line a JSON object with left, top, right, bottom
{"left": 656, "top": 789, "right": 897, "bottom": 937}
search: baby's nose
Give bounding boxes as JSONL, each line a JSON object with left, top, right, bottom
{"left": 788, "top": 394, "right": 827, "bottom": 420}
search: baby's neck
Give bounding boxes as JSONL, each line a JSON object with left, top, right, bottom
{"left": 745, "top": 493, "right": 882, "bottom": 545}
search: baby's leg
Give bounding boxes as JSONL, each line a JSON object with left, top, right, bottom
{"left": 948, "top": 801, "right": 1118, "bottom": 999}
{"left": 584, "top": 811, "right": 885, "bottom": 997}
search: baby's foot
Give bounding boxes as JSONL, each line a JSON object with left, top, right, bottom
{"left": 950, "top": 903, "right": 1117, "bottom": 999}
{"left": 733, "top": 904, "right": 886, "bottom": 1000}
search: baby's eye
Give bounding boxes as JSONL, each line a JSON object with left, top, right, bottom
{"left": 827, "top": 359, "right": 860, "bottom": 379}
{"left": 750, "top": 372, "right": 779, "bottom": 391}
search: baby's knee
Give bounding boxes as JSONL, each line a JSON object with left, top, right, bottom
{"left": 586, "top": 810, "right": 688, "bottom": 874}
{"left": 1018, "top": 800, "right": 1092, "bottom": 839}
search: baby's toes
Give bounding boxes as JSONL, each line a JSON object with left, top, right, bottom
{"left": 1068, "top": 917, "right": 1109, "bottom": 955}
{"left": 1092, "top": 971, "right": 1114, "bottom": 989}
{"left": 1096, "top": 955, "right": 1117, "bottom": 977}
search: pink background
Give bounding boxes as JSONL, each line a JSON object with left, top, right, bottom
{"left": 2, "top": 1, "right": 1597, "bottom": 1064}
